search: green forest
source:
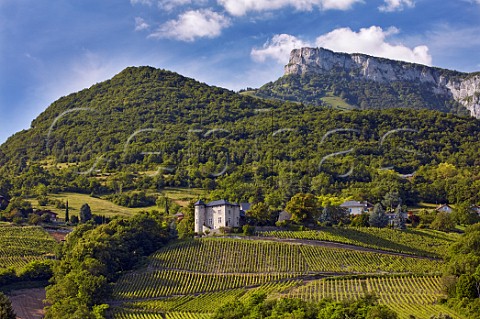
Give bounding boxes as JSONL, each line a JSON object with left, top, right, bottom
{"left": 0, "top": 67, "right": 479, "bottom": 210}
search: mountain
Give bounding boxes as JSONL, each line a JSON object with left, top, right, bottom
{"left": 1, "top": 66, "right": 480, "bottom": 207}
{"left": 254, "top": 47, "right": 480, "bottom": 117}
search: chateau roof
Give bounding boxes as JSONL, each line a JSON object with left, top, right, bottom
{"left": 340, "top": 200, "right": 372, "bottom": 208}
{"left": 206, "top": 199, "right": 239, "bottom": 207}
{"left": 194, "top": 199, "right": 240, "bottom": 207}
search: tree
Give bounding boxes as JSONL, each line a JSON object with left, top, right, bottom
{"left": 392, "top": 204, "right": 406, "bottom": 230}
{"left": 177, "top": 200, "right": 195, "bottom": 238}
{"left": 351, "top": 213, "right": 370, "bottom": 227}
{"left": 0, "top": 292, "right": 16, "bottom": 319}
{"left": 369, "top": 203, "right": 389, "bottom": 228}
{"left": 65, "top": 200, "right": 69, "bottom": 223}
{"left": 451, "top": 202, "right": 480, "bottom": 226}
{"left": 80, "top": 204, "right": 92, "bottom": 223}
{"left": 320, "top": 205, "right": 350, "bottom": 225}
{"left": 246, "top": 202, "right": 274, "bottom": 226}
{"left": 285, "top": 193, "right": 320, "bottom": 224}
{"left": 381, "top": 191, "right": 402, "bottom": 213}
{"left": 431, "top": 212, "right": 455, "bottom": 232}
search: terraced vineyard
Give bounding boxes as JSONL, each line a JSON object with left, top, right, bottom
{"left": 286, "top": 276, "right": 462, "bottom": 319}
{"left": 0, "top": 225, "right": 57, "bottom": 269}
{"left": 109, "top": 238, "right": 450, "bottom": 318}
{"left": 259, "top": 227, "right": 456, "bottom": 257}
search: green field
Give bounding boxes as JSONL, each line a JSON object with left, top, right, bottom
{"left": 109, "top": 237, "right": 453, "bottom": 318}
{"left": 0, "top": 225, "right": 57, "bottom": 269}
{"left": 321, "top": 92, "right": 356, "bottom": 110}
{"left": 27, "top": 188, "right": 205, "bottom": 219}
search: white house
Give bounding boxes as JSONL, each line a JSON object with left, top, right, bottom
{"left": 340, "top": 200, "right": 373, "bottom": 215}
{"left": 470, "top": 205, "right": 480, "bottom": 216}
{"left": 194, "top": 199, "right": 242, "bottom": 233}
{"left": 435, "top": 204, "right": 454, "bottom": 213}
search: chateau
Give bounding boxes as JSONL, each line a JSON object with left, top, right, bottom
{"left": 194, "top": 200, "right": 246, "bottom": 233}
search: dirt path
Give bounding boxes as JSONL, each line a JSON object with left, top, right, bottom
{"left": 9, "top": 288, "right": 46, "bottom": 319}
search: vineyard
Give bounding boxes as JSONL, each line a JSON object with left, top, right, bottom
{"left": 258, "top": 227, "right": 456, "bottom": 257}
{"left": 286, "top": 276, "right": 462, "bottom": 319}
{"left": 108, "top": 237, "right": 456, "bottom": 319}
{"left": 0, "top": 225, "right": 57, "bottom": 269}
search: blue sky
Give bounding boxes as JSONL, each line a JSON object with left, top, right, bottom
{"left": 1, "top": 0, "right": 480, "bottom": 144}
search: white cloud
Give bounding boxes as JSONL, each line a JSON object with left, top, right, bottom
{"left": 135, "top": 17, "right": 150, "bottom": 31}
{"left": 379, "top": 0, "right": 415, "bottom": 12}
{"left": 217, "top": 0, "right": 362, "bottom": 16}
{"left": 130, "top": 0, "right": 154, "bottom": 5}
{"left": 150, "top": 9, "right": 230, "bottom": 41}
{"left": 157, "top": 0, "right": 209, "bottom": 11}
{"left": 251, "top": 26, "right": 432, "bottom": 66}
{"left": 315, "top": 26, "right": 431, "bottom": 65}
{"left": 251, "top": 34, "right": 309, "bottom": 63}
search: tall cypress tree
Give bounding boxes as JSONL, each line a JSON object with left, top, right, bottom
{"left": 65, "top": 200, "right": 69, "bottom": 223}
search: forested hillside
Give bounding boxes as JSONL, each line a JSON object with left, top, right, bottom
{"left": 254, "top": 73, "right": 469, "bottom": 116}
{"left": 1, "top": 66, "right": 480, "bottom": 207}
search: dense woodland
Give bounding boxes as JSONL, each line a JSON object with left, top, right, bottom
{"left": 0, "top": 67, "right": 479, "bottom": 211}
{"left": 254, "top": 73, "right": 470, "bottom": 116}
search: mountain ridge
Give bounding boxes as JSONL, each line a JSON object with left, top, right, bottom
{"left": 283, "top": 47, "right": 480, "bottom": 118}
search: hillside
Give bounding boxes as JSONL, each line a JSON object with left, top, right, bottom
{"left": 254, "top": 47, "right": 480, "bottom": 117}
{"left": 1, "top": 66, "right": 480, "bottom": 208}
{"left": 108, "top": 237, "right": 460, "bottom": 319}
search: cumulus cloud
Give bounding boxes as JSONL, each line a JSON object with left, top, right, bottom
{"left": 135, "top": 17, "right": 150, "bottom": 31}
{"left": 379, "top": 0, "right": 415, "bottom": 12}
{"left": 315, "top": 26, "right": 431, "bottom": 65}
{"left": 251, "top": 26, "right": 432, "bottom": 66}
{"left": 149, "top": 9, "right": 230, "bottom": 41}
{"left": 217, "top": 0, "right": 362, "bottom": 16}
{"left": 251, "top": 34, "right": 309, "bottom": 63}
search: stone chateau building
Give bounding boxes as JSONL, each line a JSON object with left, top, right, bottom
{"left": 194, "top": 200, "right": 247, "bottom": 233}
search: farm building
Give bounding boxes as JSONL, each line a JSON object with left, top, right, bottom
{"left": 194, "top": 199, "right": 249, "bottom": 233}
{"left": 435, "top": 204, "right": 454, "bottom": 213}
{"left": 340, "top": 200, "right": 373, "bottom": 215}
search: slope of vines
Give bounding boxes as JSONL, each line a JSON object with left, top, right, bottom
{"left": 259, "top": 227, "right": 456, "bottom": 257}
{"left": 286, "top": 276, "right": 463, "bottom": 319}
{"left": 0, "top": 225, "right": 56, "bottom": 269}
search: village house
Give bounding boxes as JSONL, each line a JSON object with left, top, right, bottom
{"left": 194, "top": 199, "right": 248, "bottom": 233}
{"left": 435, "top": 204, "right": 454, "bottom": 213}
{"left": 32, "top": 209, "right": 58, "bottom": 222}
{"left": 340, "top": 200, "right": 373, "bottom": 215}
{"left": 470, "top": 205, "right": 480, "bottom": 216}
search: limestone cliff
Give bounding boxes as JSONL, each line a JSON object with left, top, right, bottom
{"left": 285, "top": 47, "right": 480, "bottom": 118}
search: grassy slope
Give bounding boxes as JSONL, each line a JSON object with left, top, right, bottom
{"left": 27, "top": 187, "right": 205, "bottom": 219}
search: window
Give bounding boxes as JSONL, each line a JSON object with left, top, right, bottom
{"left": 228, "top": 218, "right": 231, "bottom": 225}
{"left": 218, "top": 217, "right": 222, "bottom": 224}
{"left": 228, "top": 210, "right": 231, "bottom": 215}
{"left": 208, "top": 219, "right": 212, "bottom": 225}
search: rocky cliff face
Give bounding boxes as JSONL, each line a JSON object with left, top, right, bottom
{"left": 285, "top": 47, "right": 480, "bottom": 118}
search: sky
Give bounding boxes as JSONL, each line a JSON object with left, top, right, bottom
{"left": 1, "top": 0, "right": 480, "bottom": 144}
